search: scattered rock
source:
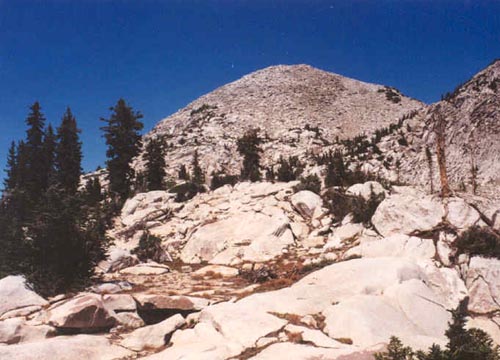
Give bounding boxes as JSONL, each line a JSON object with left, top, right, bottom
{"left": 47, "top": 293, "right": 116, "bottom": 331}
{"left": 0, "top": 318, "right": 55, "bottom": 345}
{"left": 120, "top": 314, "right": 185, "bottom": 351}
{"left": 97, "top": 248, "right": 139, "bottom": 273}
{"left": 120, "top": 262, "right": 170, "bottom": 275}
{"left": 193, "top": 265, "right": 239, "bottom": 278}
{"left": 114, "top": 312, "right": 145, "bottom": 330}
{"left": 0, "top": 334, "right": 133, "bottom": 360}
{"left": 291, "top": 190, "right": 323, "bottom": 219}
{"left": 102, "top": 294, "right": 136, "bottom": 312}
{"left": 466, "top": 256, "right": 500, "bottom": 314}
{"left": 346, "top": 181, "right": 386, "bottom": 201}
{"left": 0, "top": 276, "right": 48, "bottom": 318}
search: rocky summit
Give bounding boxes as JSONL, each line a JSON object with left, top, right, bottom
{"left": 1, "top": 63, "right": 499, "bottom": 360}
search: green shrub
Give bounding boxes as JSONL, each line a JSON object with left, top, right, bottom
{"left": 132, "top": 231, "right": 165, "bottom": 263}
{"left": 169, "top": 181, "right": 205, "bottom": 202}
{"left": 294, "top": 174, "right": 322, "bottom": 194}
{"left": 322, "top": 188, "right": 384, "bottom": 225}
{"left": 455, "top": 226, "right": 500, "bottom": 260}
{"left": 210, "top": 171, "right": 238, "bottom": 190}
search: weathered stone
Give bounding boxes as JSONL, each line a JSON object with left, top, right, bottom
{"left": 119, "top": 262, "right": 170, "bottom": 275}
{"left": 120, "top": 314, "right": 185, "bottom": 351}
{"left": 346, "top": 181, "right": 386, "bottom": 201}
{"left": 47, "top": 293, "right": 116, "bottom": 330}
{"left": 134, "top": 294, "right": 209, "bottom": 312}
{"left": 0, "top": 334, "right": 133, "bottom": 360}
{"left": 372, "top": 191, "right": 445, "bottom": 236}
{"left": 114, "top": 312, "right": 145, "bottom": 330}
{"left": 466, "top": 257, "right": 500, "bottom": 314}
{"left": 0, "top": 276, "right": 48, "bottom": 318}
{"left": 446, "top": 198, "right": 482, "bottom": 231}
{"left": 0, "top": 318, "right": 55, "bottom": 345}
{"left": 97, "top": 248, "right": 139, "bottom": 273}
{"left": 193, "top": 265, "right": 239, "bottom": 278}
{"left": 291, "top": 190, "right": 323, "bottom": 219}
{"left": 102, "top": 294, "right": 136, "bottom": 312}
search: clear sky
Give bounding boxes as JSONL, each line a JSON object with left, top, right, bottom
{"left": 1, "top": 0, "right": 499, "bottom": 177}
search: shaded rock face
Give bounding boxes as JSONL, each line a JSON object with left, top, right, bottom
{"left": 290, "top": 190, "right": 323, "bottom": 219}
{"left": 135, "top": 294, "right": 209, "bottom": 325}
{"left": 0, "top": 276, "right": 48, "bottom": 318}
{"left": 47, "top": 293, "right": 116, "bottom": 332}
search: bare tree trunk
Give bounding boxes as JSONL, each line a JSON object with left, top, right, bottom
{"left": 433, "top": 111, "right": 451, "bottom": 198}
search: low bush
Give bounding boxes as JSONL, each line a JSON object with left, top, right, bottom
{"left": 454, "top": 226, "right": 500, "bottom": 260}
{"left": 169, "top": 181, "right": 205, "bottom": 202}
{"left": 322, "top": 188, "right": 384, "bottom": 225}
{"left": 131, "top": 231, "right": 167, "bottom": 263}
{"left": 294, "top": 174, "right": 322, "bottom": 194}
{"left": 210, "top": 171, "right": 239, "bottom": 190}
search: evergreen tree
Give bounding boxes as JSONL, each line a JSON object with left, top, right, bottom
{"left": 178, "top": 164, "right": 189, "bottom": 180}
{"left": 101, "top": 99, "right": 144, "bottom": 201}
{"left": 24, "top": 102, "right": 47, "bottom": 200}
{"left": 83, "top": 177, "right": 103, "bottom": 207}
{"left": 41, "top": 124, "right": 57, "bottom": 190}
{"left": 191, "top": 150, "right": 205, "bottom": 185}
{"left": 3, "top": 141, "right": 17, "bottom": 190}
{"left": 55, "top": 108, "right": 82, "bottom": 194}
{"left": 325, "top": 150, "right": 346, "bottom": 187}
{"left": 237, "top": 128, "right": 263, "bottom": 182}
{"left": 144, "top": 138, "right": 166, "bottom": 191}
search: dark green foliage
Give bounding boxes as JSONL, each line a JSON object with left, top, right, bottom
{"left": 375, "top": 336, "right": 414, "bottom": 360}
{"left": 276, "top": 156, "right": 304, "bottom": 182}
{"left": 169, "top": 182, "right": 205, "bottom": 202}
{"left": 0, "top": 102, "right": 110, "bottom": 296}
{"left": 55, "top": 108, "right": 82, "bottom": 194}
{"left": 132, "top": 231, "right": 165, "bottom": 263}
{"left": 101, "top": 99, "right": 144, "bottom": 201}
{"left": 3, "top": 141, "right": 18, "bottom": 190}
{"left": 83, "top": 177, "right": 103, "bottom": 207}
{"left": 191, "top": 150, "right": 205, "bottom": 186}
{"left": 324, "top": 150, "right": 346, "bottom": 187}
{"left": 398, "top": 135, "right": 409, "bottom": 146}
{"left": 375, "top": 299, "right": 500, "bottom": 360}
{"left": 144, "top": 138, "right": 166, "bottom": 191}
{"left": 178, "top": 164, "right": 189, "bottom": 180}
{"left": 237, "top": 128, "right": 263, "bottom": 182}
{"left": 454, "top": 226, "right": 500, "bottom": 260}
{"left": 24, "top": 102, "right": 48, "bottom": 201}
{"left": 323, "top": 187, "right": 384, "bottom": 224}
{"left": 294, "top": 174, "right": 322, "bottom": 194}
{"left": 210, "top": 171, "right": 238, "bottom": 190}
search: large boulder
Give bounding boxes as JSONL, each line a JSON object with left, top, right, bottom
{"left": 466, "top": 256, "right": 500, "bottom": 314}
{"left": 345, "top": 234, "right": 435, "bottom": 262}
{"left": 47, "top": 293, "right": 116, "bottom": 331}
{"left": 121, "top": 191, "right": 174, "bottom": 227}
{"left": 180, "top": 209, "right": 294, "bottom": 265}
{"left": 0, "top": 318, "right": 55, "bottom": 345}
{"left": 372, "top": 190, "right": 445, "bottom": 236}
{"left": 445, "top": 198, "right": 483, "bottom": 231}
{"left": 120, "top": 314, "right": 185, "bottom": 351}
{"left": 0, "top": 276, "right": 48, "bottom": 317}
{"left": 291, "top": 190, "right": 323, "bottom": 219}
{"left": 346, "top": 181, "right": 386, "bottom": 201}
{"left": 97, "top": 247, "right": 139, "bottom": 273}
{"left": 0, "top": 334, "right": 133, "bottom": 360}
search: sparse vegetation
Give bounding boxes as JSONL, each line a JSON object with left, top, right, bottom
{"left": 294, "top": 174, "right": 322, "bottom": 194}
{"left": 132, "top": 231, "right": 167, "bottom": 263}
{"left": 454, "top": 226, "right": 500, "bottom": 260}
{"left": 237, "top": 128, "right": 263, "bottom": 182}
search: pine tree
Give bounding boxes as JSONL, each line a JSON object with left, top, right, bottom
{"left": 144, "top": 138, "right": 166, "bottom": 191}
{"left": 237, "top": 128, "right": 263, "bottom": 182}
{"left": 3, "top": 142, "right": 17, "bottom": 190}
{"left": 24, "top": 102, "right": 47, "bottom": 200}
{"left": 101, "top": 99, "right": 144, "bottom": 201}
{"left": 433, "top": 109, "right": 451, "bottom": 198}
{"left": 41, "top": 124, "right": 57, "bottom": 190}
{"left": 325, "top": 150, "right": 346, "bottom": 187}
{"left": 178, "top": 164, "right": 189, "bottom": 180}
{"left": 55, "top": 108, "right": 82, "bottom": 194}
{"left": 191, "top": 150, "right": 205, "bottom": 186}
{"left": 425, "top": 146, "right": 434, "bottom": 194}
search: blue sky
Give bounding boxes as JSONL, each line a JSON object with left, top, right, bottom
{"left": 1, "top": 1, "right": 499, "bottom": 177}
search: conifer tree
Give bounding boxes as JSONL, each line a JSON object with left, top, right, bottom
{"left": 55, "top": 108, "right": 82, "bottom": 194}
{"left": 191, "top": 150, "right": 205, "bottom": 186}
{"left": 178, "top": 164, "right": 189, "bottom": 180}
{"left": 425, "top": 146, "right": 434, "bottom": 194}
{"left": 41, "top": 124, "right": 57, "bottom": 190}
{"left": 433, "top": 109, "right": 451, "bottom": 198}
{"left": 101, "top": 99, "right": 144, "bottom": 201}
{"left": 144, "top": 138, "right": 166, "bottom": 191}
{"left": 3, "top": 141, "right": 17, "bottom": 190}
{"left": 24, "top": 102, "right": 47, "bottom": 200}
{"left": 237, "top": 128, "right": 263, "bottom": 182}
